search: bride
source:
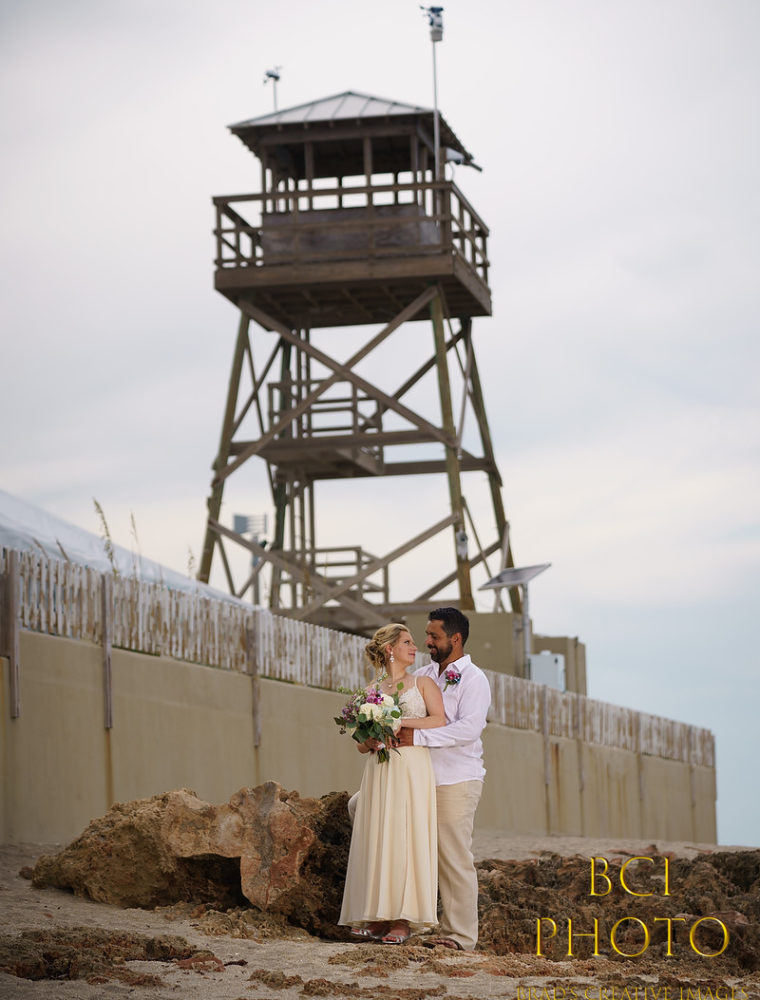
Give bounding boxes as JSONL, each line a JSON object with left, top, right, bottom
{"left": 338, "top": 623, "right": 445, "bottom": 944}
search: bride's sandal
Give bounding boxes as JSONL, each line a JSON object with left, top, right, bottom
{"left": 351, "top": 921, "right": 388, "bottom": 941}
{"left": 382, "top": 921, "right": 411, "bottom": 945}
{"left": 350, "top": 927, "right": 373, "bottom": 939}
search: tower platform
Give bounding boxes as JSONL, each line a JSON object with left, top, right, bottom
{"left": 212, "top": 91, "right": 491, "bottom": 329}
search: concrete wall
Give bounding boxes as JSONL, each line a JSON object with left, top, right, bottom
{"left": 1, "top": 632, "right": 715, "bottom": 845}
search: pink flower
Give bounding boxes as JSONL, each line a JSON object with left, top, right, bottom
{"left": 443, "top": 668, "right": 461, "bottom": 691}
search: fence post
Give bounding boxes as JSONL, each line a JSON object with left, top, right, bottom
{"left": 636, "top": 713, "right": 645, "bottom": 838}
{"left": 541, "top": 684, "right": 551, "bottom": 835}
{"left": 246, "top": 616, "right": 261, "bottom": 748}
{"left": 102, "top": 574, "right": 113, "bottom": 729}
{"left": 573, "top": 693, "right": 586, "bottom": 837}
{"left": 3, "top": 550, "right": 21, "bottom": 718}
{"left": 688, "top": 725, "right": 698, "bottom": 840}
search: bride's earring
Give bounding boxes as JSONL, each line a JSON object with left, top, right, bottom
{"left": 390, "top": 652, "right": 395, "bottom": 664}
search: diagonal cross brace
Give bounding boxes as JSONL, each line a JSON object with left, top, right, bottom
{"left": 208, "top": 519, "right": 382, "bottom": 627}
{"left": 295, "top": 513, "right": 458, "bottom": 620}
{"left": 213, "top": 287, "right": 451, "bottom": 486}
{"left": 414, "top": 540, "right": 502, "bottom": 602}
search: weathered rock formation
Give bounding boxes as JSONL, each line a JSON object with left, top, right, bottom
{"left": 32, "top": 783, "right": 352, "bottom": 938}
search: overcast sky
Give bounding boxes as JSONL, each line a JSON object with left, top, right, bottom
{"left": 2, "top": 0, "right": 758, "bottom": 846}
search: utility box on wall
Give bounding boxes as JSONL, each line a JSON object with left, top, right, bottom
{"left": 528, "top": 652, "right": 565, "bottom": 691}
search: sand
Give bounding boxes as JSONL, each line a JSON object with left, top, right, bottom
{"left": 1, "top": 833, "right": 757, "bottom": 1000}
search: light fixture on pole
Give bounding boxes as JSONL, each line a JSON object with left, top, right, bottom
{"left": 420, "top": 6, "right": 444, "bottom": 179}
{"left": 480, "top": 563, "right": 551, "bottom": 679}
{"left": 263, "top": 67, "right": 282, "bottom": 112}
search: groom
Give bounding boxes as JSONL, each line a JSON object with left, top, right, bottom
{"left": 394, "top": 606, "right": 491, "bottom": 951}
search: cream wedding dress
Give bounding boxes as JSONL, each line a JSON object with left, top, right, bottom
{"left": 338, "top": 677, "right": 438, "bottom": 931}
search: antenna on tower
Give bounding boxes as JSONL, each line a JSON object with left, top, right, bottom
{"left": 263, "top": 67, "right": 282, "bottom": 112}
{"left": 420, "top": 6, "right": 443, "bottom": 179}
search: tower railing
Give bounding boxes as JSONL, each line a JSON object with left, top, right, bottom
{"left": 267, "top": 378, "right": 382, "bottom": 441}
{"left": 213, "top": 179, "right": 489, "bottom": 287}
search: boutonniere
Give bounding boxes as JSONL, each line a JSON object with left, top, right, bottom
{"left": 443, "top": 667, "right": 461, "bottom": 691}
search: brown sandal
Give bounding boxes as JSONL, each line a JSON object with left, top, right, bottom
{"left": 425, "top": 937, "right": 463, "bottom": 950}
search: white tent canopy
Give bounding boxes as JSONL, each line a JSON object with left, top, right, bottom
{"left": 0, "top": 489, "right": 242, "bottom": 604}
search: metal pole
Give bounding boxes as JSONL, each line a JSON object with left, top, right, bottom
{"left": 432, "top": 38, "right": 440, "bottom": 180}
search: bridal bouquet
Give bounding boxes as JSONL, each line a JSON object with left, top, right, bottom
{"left": 334, "top": 679, "right": 403, "bottom": 763}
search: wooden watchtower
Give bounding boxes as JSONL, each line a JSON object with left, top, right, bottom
{"left": 199, "top": 91, "right": 520, "bottom": 632}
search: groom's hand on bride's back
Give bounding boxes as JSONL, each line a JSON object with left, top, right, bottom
{"left": 394, "top": 729, "right": 414, "bottom": 748}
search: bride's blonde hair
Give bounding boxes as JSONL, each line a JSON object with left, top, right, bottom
{"left": 365, "top": 623, "right": 407, "bottom": 676}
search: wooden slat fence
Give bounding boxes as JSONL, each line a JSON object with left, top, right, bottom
{"left": 0, "top": 547, "right": 714, "bottom": 768}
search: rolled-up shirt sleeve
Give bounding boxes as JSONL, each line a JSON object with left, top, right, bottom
{"left": 414, "top": 671, "right": 491, "bottom": 748}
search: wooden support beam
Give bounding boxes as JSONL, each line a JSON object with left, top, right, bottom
{"left": 217, "top": 537, "right": 236, "bottom": 594}
{"left": 304, "top": 142, "right": 314, "bottom": 211}
{"left": 232, "top": 334, "right": 282, "bottom": 440}
{"left": 455, "top": 329, "right": 474, "bottom": 452}
{"left": 358, "top": 324, "right": 467, "bottom": 433}
{"left": 209, "top": 519, "right": 381, "bottom": 627}
{"left": 101, "top": 574, "right": 113, "bottom": 730}
{"left": 430, "top": 290, "right": 474, "bottom": 610}
{"left": 414, "top": 540, "right": 501, "bottom": 602}
{"left": 254, "top": 121, "right": 419, "bottom": 148}
{"left": 542, "top": 686, "right": 552, "bottom": 833}
{"left": 199, "top": 312, "right": 251, "bottom": 583}
{"left": 464, "top": 320, "right": 503, "bottom": 490}
{"left": 465, "top": 323, "right": 522, "bottom": 613}
{"left": 462, "top": 497, "right": 506, "bottom": 613}
{"left": 246, "top": 625, "right": 261, "bottom": 747}
{"left": 379, "top": 457, "right": 491, "bottom": 477}
{"left": 231, "top": 428, "right": 439, "bottom": 455}
{"left": 295, "top": 513, "right": 457, "bottom": 620}
{"left": 3, "top": 549, "right": 21, "bottom": 718}
{"left": 235, "top": 553, "right": 268, "bottom": 601}
{"left": 213, "top": 288, "right": 443, "bottom": 484}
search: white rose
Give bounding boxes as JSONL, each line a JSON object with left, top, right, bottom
{"left": 381, "top": 694, "right": 396, "bottom": 709}
{"left": 359, "top": 702, "right": 384, "bottom": 722}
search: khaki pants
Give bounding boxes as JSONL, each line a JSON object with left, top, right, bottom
{"left": 346, "top": 779, "right": 483, "bottom": 950}
{"left": 435, "top": 780, "right": 482, "bottom": 951}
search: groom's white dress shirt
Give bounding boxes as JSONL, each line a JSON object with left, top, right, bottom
{"left": 411, "top": 653, "right": 491, "bottom": 785}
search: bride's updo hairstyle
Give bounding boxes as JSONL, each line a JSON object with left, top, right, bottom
{"left": 365, "top": 623, "right": 407, "bottom": 675}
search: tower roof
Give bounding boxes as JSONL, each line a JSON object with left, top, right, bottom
{"left": 231, "top": 91, "right": 431, "bottom": 129}
{"left": 229, "top": 90, "right": 475, "bottom": 174}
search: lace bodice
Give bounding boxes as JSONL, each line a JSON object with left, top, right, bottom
{"left": 399, "top": 678, "right": 427, "bottom": 720}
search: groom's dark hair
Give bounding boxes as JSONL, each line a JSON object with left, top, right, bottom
{"left": 428, "top": 607, "right": 469, "bottom": 646}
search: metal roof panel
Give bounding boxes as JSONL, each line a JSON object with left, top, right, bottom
{"left": 230, "top": 90, "right": 431, "bottom": 130}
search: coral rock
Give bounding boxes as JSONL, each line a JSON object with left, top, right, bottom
{"left": 32, "top": 783, "right": 351, "bottom": 936}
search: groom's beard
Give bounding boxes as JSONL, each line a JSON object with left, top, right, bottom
{"left": 428, "top": 639, "right": 453, "bottom": 664}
